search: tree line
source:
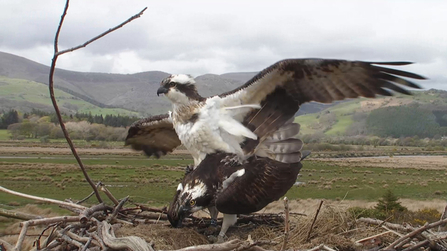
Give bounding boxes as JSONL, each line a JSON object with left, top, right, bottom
{"left": 1, "top": 109, "right": 139, "bottom": 141}
{"left": 366, "top": 105, "right": 447, "bottom": 138}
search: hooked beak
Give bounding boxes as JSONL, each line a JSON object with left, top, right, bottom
{"left": 157, "top": 87, "right": 169, "bottom": 96}
{"left": 167, "top": 204, "right": 188, "bottom": 228}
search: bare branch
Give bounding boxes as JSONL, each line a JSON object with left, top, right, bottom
{"left": 0, "top": 185, "right": 86, "bottom": 210}
{"left": 49, "top": 0, "right": 147, "bottom": 204}
{"left": 14, "top": 221, "right": 29, "bottom": 251}
{"left": 386, "top": 217, "right": 447, "bottom": 250}
{"left": 281, "top": 197, "right": 289, "bottom": 251}
{"left": 49, "top": 0, "right": 103, "bottom": 203}
{"left": 439, "top": 202, "right": 447, "bottom": 232}
{"left": 99, "top": 221, "right": 153, "bottom": 251}
{"left": 0, "top": 207, "right": 43, "bottom": 220}
{"left": 57, "top": 7, "right": 148, "bottom": 56}
{"left": 100, "top": 184, "right": 120, "bottom": 205}
{"left": 306, "top": 200, "right": 324, "bottom": 242}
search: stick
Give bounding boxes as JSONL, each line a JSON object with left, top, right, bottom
{"left": 401, "top": 239, "right": 430, "bottom": 251}
{"left": 14, "top": 221, "right": 29, "bottom": 251}
{"left": 79, "top": 204, "right": 110, "bottom": 224}
{"left": 20, "top": 216, "right": 80, "bottom": 227}
{"left": 439, "top": 202, "right": 447, "bottom": 232}
{"left": 358, "top": 217, "right": 414, "bottom": 232}
{"left": 100, "top": 185, "right": 120, "bottom": 205}
{"left": 281, "top": 197, "right": 289, "bottom": 251}
{"left": 386, "top": 217, "right": 447, "bottom": 250}
{"left": 99, "top": 221, "right": 153, "bottom": 251}
{"left": 49, "top": 0, "right": 147, "bottom": 204}
{"left": 0, "top": 185, "right": 86, "bottom": 210}
{"left": 50, "top": 0, "right": 102, "bottom": 203}
{"left": 0, "top": 208, "right": 43, "bottom": 220}
{"left": 108, "top": 196, "right": 129, "bottom": 222}
{"left": 306, "top": 200, "right": 324, "bottom": 242}
{"left": 355, "top": 230, "right": 394, "bottom": 245}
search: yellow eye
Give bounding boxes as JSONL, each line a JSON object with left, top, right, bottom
{"left": 190, "top": 200, "right": 196, "bottom": 206}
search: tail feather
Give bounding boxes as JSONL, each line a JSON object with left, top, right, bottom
{"left": 262, "top": 138, "right": 303, "bottom": 154}
{"left": 265, "top": 123, "right": 300, "bottom": 142}
{"left": 271, "top": 152, "right": 302, "bottom": 163}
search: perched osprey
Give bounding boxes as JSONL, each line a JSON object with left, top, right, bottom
{"left": 167, "top": 151, "right": 305, "bottom": 241}
{"left": 127, "top": 59, "right": 424, "bottom": 168}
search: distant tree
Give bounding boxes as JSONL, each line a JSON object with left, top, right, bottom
{"left": 375, "top": 190, "right": 407, "bottom": 213}
{"left": 366, "top": 106, "right": 441, "bottom": 138}
{"left": 0, "top": 109, "right": 19, "bottom": 129}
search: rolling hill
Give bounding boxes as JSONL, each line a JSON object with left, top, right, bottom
{"left": 295, "top": 89, "right": 447, "bottom": 137}
{"left": 0, "top": 51, "right": 338, "bottom": 116}
{"left": 0, "top": 76, "right": 138, "bottom": 116}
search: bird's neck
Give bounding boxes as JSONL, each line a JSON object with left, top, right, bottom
{"left": 172, "top": 101, "right": 202, "bottom": 124}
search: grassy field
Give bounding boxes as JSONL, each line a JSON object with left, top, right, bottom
{"left": 0, "top": 130, "right": 8, "bottom": 140}
{"left": 0, "top": 76, "right": 138, "bottom": 116}
{"left": 1, "top": 153, "right": 446, "bottom": 209}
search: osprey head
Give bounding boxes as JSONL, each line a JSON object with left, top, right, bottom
{"left": 157, "top": 74, "right": 203, "bottom": 104}
{"left": 167, "top": 177, "right": 213, "bottom": 228}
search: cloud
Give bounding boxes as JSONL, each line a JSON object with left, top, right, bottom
{"left": 0, "top": 0, "right": 445, "bottom": 90}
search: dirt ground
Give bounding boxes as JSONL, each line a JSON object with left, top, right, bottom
{"left": 313, "top": 155, "right": 447, "bottom": 170}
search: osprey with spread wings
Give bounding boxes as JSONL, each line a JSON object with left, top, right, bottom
{"left": 125, "top": 58, "right": 425, "bottom": 168}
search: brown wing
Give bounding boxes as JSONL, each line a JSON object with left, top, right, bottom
{"left": 215, "top": 157, "right": 302, "bottom": 214}
{"left": 125, "top": 114, "right": 181, "bottom": 158}
{"left": 220, "top": 59, "right": 426, "bottom": 153}
{"left": 220, "top": 59, "right": 425, "bottom": 105}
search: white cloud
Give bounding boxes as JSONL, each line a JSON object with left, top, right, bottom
{"left": 0, "top": 0, "right": 445, "bottom": 90}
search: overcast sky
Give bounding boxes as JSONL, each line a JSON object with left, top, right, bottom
{"left": 0, "top": 0, "right": 445, "bottom": 90}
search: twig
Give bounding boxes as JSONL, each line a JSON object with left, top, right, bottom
{"left": 0, "top": 207, "right": 43, "bottom": 220}
{"left": 138, "top": 204, "right": 168, "bottom": 214}
{"left": 358, "top": 217, "right": 414, "bottom": 232}
{"left": 35, "top": 222, "right": 59, "bottom": 249}
{"left": 79, "top": 204, "right": 110, "bottom": 224}
{"left": 385, "top": 217, "right": 447, "bottom": 250}
{"left": 100, "top": 184, "right": 120, "bottom": 205}
{"left": 50, "top": 0, "right": 102, "bottom": 203}
{"left": 56, "top": 7, "right": 147, "bottom": 56}
{"left": 80, "top": 237, "right": 93, "bottom": 251}
{"left": 108, "top": 196, "right": 129, "bottom": 222}
{"left": 306, "top": 200, "right": 324, "bottom": 242}
{"left": 439, "top": 202, "right": 447, "bottom": 232}
{"left": 0, "top": 185, "right": 86, "bottom": 210}
{"left": 281, "top": 197, "right": 289, "bottom": 251}
{"left": 21, "top": 216, "right": 80, "bottom": 227}
{"left": 355, "top": 230, "right": 394, "bottom": 245}
{"left": 401, "top": 239, "right": 430, "bottom": 251}
{"left": 49, "top": 0, "right": 147, "bottom": 204}
{"left": 308, "top": 244, "right": 336, "bottom": 251}
{"left": 14, "top": 221, "right": 29, "bottom": 251}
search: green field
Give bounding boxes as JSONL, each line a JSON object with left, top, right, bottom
{"left": 0, "top": 76, "right": 138, "bottom": 116}
{"left": 1, "top": 154, "right": 445, "bottom": 210}
{"left": 0, "top": 129, "right": 8, "bottom": 140}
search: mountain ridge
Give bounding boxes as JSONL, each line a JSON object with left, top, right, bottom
{"left": 0, "top": 51, "right": 339, "bottom": 116}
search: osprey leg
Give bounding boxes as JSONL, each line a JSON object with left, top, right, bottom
{"left": 208, "top": 206, "right": 218, "bottom": 226}
{"left": 218, "top": 214, "right": 237, "bottom": 242}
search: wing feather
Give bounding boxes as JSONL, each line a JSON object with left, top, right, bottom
{"left": 218, "top": 59, "right": 424, "bottom": 155}
{"left": 220, "top": 59, "right": 425, "bottom": 106}
{"left": 125, "top": 114, "right": 181, "bottom": 158}
{"left": 216, "top": 157, "right": 302, "bottom": 214}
